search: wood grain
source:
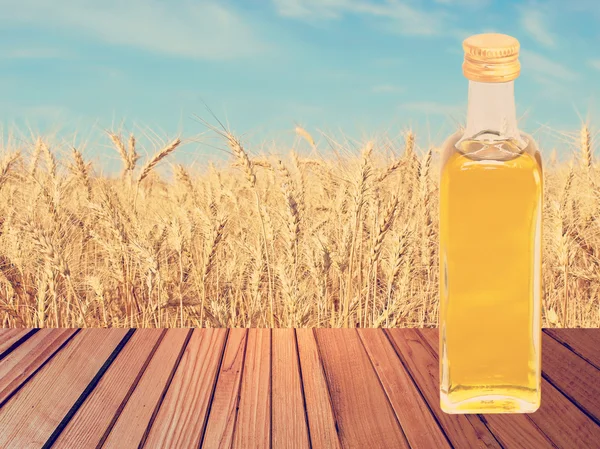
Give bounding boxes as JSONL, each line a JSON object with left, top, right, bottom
{"left": 143, "top": 329, "right": 228, "bottom": 449}
{"left": 358, "top": 329, "right": 451, "bottom": 449}
{"left": 0, "top": 329, "right": 128, "bottom": 449}
{"left": 315, "top": 329, "right": 410, "bottom": 449}
{"left": 528, "top": 378, "right": 600, "bottom": 449}
{"left": 0, "top": 329, "right": 76, "bottom": 405}
{"left": 296, "top": 329, "right": 341, "bottom": 449}
{"left": 0, "top": 329, "right": 35, "bottom": 358}
{"left": 102, "top": 329, "right": 191, "bottom": 449}
{"left": 232, "top": 329, "right": 271, "bottom": 449}
{"left": 544, "top": 329, "right": 600, "bottom": 371}
{"left": 0, "top": 328, "right": 599, "bottom": 449}
{"left": 386, "top": 329, "right": 501, "bottom": 449}
{"left": 272, "top": 329, "right": 310, "bottom": 448}
{"left": 417, "top": 329, "right": 556, "bottom": 449}
{"left": 51, "top": 329, "right": 165, "bottom": 449}
{"left": 202, "top": 329, "right": 248, "bottom": 449}
{"left": 542, "top": 332, "right": 600, "bottom": 423}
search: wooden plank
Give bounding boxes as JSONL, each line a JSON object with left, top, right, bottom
{"left": 0, "top": 329, "right": 76, "bottom": 405}
{"left": 0, "top": 329, "right": 129, "bottom": 449}
{"left": 544, "top": 329, "right": 600, "bottom": 371}
{"left": 480, "top": 414, "right": 556, "bottom": 449}
{"left": 386, "top": 329, "right": 501, "bottom": 449}
{"left": 418, "top": 329, "right": 556, "bottom": 449}
{"left": 144, "top": 329, "right": 228, "bottom": 449}
{"left": 202, "top": 329, "right": 248, "bottom": 449}
{"left": 102, "top": 329, "right": 191, "bottom": 449}
{"left": 0, "top": 329, "right": 35, "bottom": 358}
{"left": 315, "top": 329, "right": 410, "bottom": 449}
{"left": 296, "top": 329, "right": 341, "bottom": 449}
{"left": 232, "top": 329, "right": 271, "bottom": 449}
{"left": 272, "top": 329, "right": 310, "bottom": 448}
{"left": 357, "top": 329, "right": 451, "bottom": 449}
{"left": 529, "top": 378, "right": 600, "bottom": 449}
{"left": 542, "top": 332, "right": 600, "bottom": 424}
{"left": 51, "top": 329, "right": 165, "bottom": 449}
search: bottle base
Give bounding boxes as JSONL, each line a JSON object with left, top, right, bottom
{"left": 441, "top": 393, "right": 540, "bottom": 414}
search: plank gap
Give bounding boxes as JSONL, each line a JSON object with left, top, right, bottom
{"left": 195, "top": 329, "right": 231, "bottom": 448}
{"left": 201, "top": 329, "right": 249, "bottom": 449}
{"left": 0, "top": 329, "right": 79, "bottom": 409}
{"left": 41, "top": 329, "right": 135, "bottom": 449}
{"left": 315, "top": 329, "right": 409, "bottom": 448}
{"left": 417, "top": 329, "right": 558, "bottom": 449}
{"left": 138, "top": 328, "right": 195, "bottom": 448}
{"left": 356, "top": 330, "right": 414, "bottom": 448}
{"left": 363, "top": 329, "right": 454, "bottom": 449}
{"left": 543, "top": 329, "right": 600, "bottom": 371}
{"left": 54, "top": 329, "right": 167, "bottom": 448}
{"left": 231, "top": 329, "right": 271, "bottom": 449}
{"left": 385, "top": 329, "right": 502, "bottom": 449}
{"left": 388, "top": 329, "right": 493, "bottom": 449}
{"left": 295, "top": 329, "right": 341, "bottom": 449}
{"left": 294, "top": 329, "right": 313, "bottom": 449}
{"left": 97, "top": 329, "right": 168, "bottom": 447}
{"left": 541, "top": 371, "right": 600, "bottom": 427}
{"left": 270, "top": 328, "right": 273, "bottom": 449}
{"left": 309, "top": 328, "right": 341, "bottom": 439}
{"left": 0, "top": 329, "right": 39, "bottom": 362}
{"left": 414, "top": 329, "right": 505, "bottom": 448}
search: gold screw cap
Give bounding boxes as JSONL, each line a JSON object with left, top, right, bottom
{"left": 462, "top": 33, "right": 520, "bottom": 82}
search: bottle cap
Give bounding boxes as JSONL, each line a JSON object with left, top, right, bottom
{"left": 462, "top": 33, "right": 520, "bottom": 82}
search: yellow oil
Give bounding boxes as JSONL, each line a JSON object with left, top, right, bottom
{"left": 439, "top": 136, "right": 542, "bottom": 414}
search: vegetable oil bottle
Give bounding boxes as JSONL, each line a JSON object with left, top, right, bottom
{"left": 439, "top": 33, "right": 542, "bottom": 414}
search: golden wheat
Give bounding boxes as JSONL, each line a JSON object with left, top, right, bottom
{"left": 0, "top": 125, "right": 597, "bottom": 328}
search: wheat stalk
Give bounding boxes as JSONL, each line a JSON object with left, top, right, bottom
{"left": 369, "top": 195, "right": 398, "bottom": 267}
{"left": 128, "top": 134, "right": 140, "bottom": 170}
{"left": 226, "top": 133, "right": 256, "bottom": 187}
{"left": 581, "top": 124, "right": 592, "bottom": 170}
{"left": 0, "top": 152, "right": 20, "bottom": 190}
{"left": 344, "top": 143, "right": 372, "bottom": 327}
{"left": 41, "top": 141, "right": 57, "bottom": 181}
{"left": 30, "top": 138, "right": 43, "bottom": 178}
{"left": 69, "top": 147, "right": 92, "bottom": 199}
{"left": 364, "top": 194, "right": 398, "bottom": 326}
{"left": 108, "top": 132, "right": 131, "bottom": 172}
{"left": 278, "top": 160, "right": 301, "bottom": 253}
{"left": 201, "top": 217, "right": 227, "bottom": 324}
{"left": 1, "top": 124, "right": 599, "bottom": 328}
{"left": 223, "top": 130, "right": 276, "bottom": 326}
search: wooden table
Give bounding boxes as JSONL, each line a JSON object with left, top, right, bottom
{"left": 0, "top": 328, "right": 599, "bottom": 449}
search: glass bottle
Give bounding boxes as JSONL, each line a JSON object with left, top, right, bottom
{"left": 439, "top": 33, "right": 542, "bottom": 414}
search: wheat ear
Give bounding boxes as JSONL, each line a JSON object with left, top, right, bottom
{"left": 137, "top": 138, "right": 181, "bottom": 183}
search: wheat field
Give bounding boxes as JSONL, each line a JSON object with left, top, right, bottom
{"left": 0, "top": 122, "right": 598, "bottom": 328}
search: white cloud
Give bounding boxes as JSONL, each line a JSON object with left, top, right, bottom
{"left": 272, "top": 0, "right": 450, "bottom": 36}
{"left": 434, "top": 0, "right": 489, "bottom": 6}
{"left": 519, "top": 7, "right": 555, "bottom": 47}
{"left": 0, "top": 0, "right": 270, "bottom": 60}
{"left": 520, "top": 49, "right": 577, "bottom": 81}
{"left": 529, "top": 74, "right": 566, "bottom": 101}
{"left": 371, "top": 84, "right": 404, "bottom": 94}
{"left": 588, "top": 59, "right": 600, "bottom": 71}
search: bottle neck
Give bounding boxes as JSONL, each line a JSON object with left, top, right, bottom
{"left": 462, "top": 80, "right": 521, "bottom": 143}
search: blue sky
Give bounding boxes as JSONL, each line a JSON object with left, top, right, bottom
{"left": 0, "top": 0, "right": 598, "bottom": 169}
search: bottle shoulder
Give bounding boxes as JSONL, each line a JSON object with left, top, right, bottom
{"left": 440, "top": 130, "right": 542, "bottom": 173}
